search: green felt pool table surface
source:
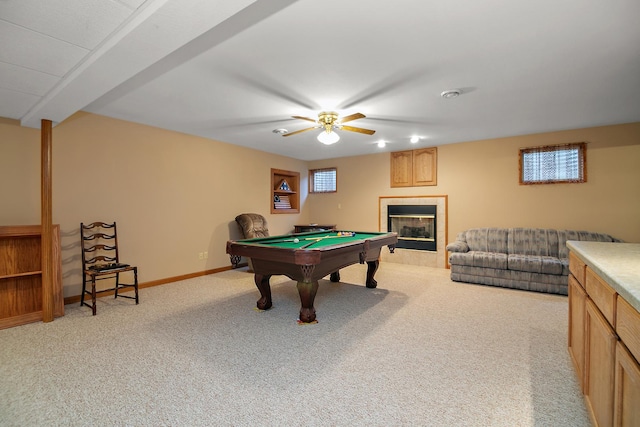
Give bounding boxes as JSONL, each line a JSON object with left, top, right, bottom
{"left": 235, "top": 230, "right": 390, "bottom": 249}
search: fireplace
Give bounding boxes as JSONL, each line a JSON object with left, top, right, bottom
{"left": 379, "top": 196, "right": 447, "bottom": 268}
{"left": 387, "top": 205, "right": 437, "bottom": 251}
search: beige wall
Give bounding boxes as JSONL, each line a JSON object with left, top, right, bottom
{"left": 2, "top": 113, "right": 639, "bottom": 298}
{"left": 0, "top": 113, "right": 309, "bottom": 297}
{"left": 307, "top": 122, "right": 640, "bottom": 245}
{"left": 1, "top": 118, "right": 41, "bottom": 223}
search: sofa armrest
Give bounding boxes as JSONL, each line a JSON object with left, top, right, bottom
{"left": 446, "top": 241, "right": 470, "bottom": 253}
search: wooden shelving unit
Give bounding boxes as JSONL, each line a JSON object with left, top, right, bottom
{"left": 271, "top": 168, "right": 300, "bottom": 214}
{"left": 0, "top": 225, "right": 64, "bottom": 329}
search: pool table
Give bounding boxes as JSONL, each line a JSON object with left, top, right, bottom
{"left": 226, "top": 230, "right": 397, "bottom": 323}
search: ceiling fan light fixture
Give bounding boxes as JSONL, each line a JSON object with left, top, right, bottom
{"left": 285, "top": 111, "right": 374, "bottom": 143}
{"left": 272, "top": 128, "right": 288, "bottom": 134}
{"left": 377, "top": 140, "right": 386, "bottom": 148}
{"left": 317, "top": 130, "right": 340, "bottom": 145}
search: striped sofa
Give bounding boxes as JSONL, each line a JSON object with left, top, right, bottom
{"left": 446, "top": 228, "right": 619, "bottom": 295}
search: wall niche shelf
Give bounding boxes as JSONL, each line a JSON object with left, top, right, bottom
{"left": 271, "top": 168, "right": 300, "bottom": 214}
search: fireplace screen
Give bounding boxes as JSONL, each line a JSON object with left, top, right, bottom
{"left": 387, "top": 205, "right": 436, "bottom": 251}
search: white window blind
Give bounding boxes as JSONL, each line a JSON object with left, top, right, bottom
{"left": 309, "top": 168, "right": 337, "bottom": 193}
{"left": 520, "top": 143, "right": 586, "bottom": 184}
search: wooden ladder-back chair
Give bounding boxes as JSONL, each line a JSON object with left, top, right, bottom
{"left": 80, "top": 222, "right": 139, "bottom": 315}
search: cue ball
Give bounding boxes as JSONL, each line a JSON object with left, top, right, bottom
{"left": 293, "top": 238, "right": 299, "bottom": 243}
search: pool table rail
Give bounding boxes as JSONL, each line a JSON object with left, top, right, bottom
{"left": 226, "top": 231, "right": 397, "bottom": 263}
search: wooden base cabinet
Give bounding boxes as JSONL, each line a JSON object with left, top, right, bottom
{"left": 614, "top": 296, "right": 640, "bottom": 427}
{"left": 569, "top": 247, "right": 640, "bottom": 427}
{"left": 585, "top": 298, "right": 617, "bottom": 427}
{"left": 569, "top": 274, "right": 587, "bottom": 391}
{"left": 614, "top": 342, "right": 640, "bottom": 427}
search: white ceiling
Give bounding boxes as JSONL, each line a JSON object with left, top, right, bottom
{"left": 2, "top": 0, "right": 640, "bottom": 161}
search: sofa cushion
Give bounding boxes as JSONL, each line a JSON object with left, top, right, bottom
{"left": 508, "top": 254, "right": 564, "bottom": 275}
{"left": 508, "top": 228, "right": 560, "bottom": 257}
{"left": 449, "top": 251, "right": 508, "bottom": 270}
{"left": 464, "top": 228, "right": 509, "bottom": 253}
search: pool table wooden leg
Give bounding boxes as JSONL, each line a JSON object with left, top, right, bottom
{"left": 365, "top": 260, "right": 379, "bottom": 288}
{"left": 254, "top": 274, "right": 273, "bottom": 310}
{"left": 297, "top": 280, "right": 319, "bottom": 323}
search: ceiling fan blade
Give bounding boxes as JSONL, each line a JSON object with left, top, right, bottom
{"left": 340, "top": 125, "right": 376, "bottom": 135}
{"left": 339, "top": 112, "right": 365, "bottom": 123}
{"left": 283, "top": 126, "right": 319, "bottom": 137}
{"left": 292, "top": 115, "right": 318, "bottom": 123}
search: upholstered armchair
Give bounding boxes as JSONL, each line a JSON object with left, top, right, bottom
{"left": 235, "top": 213, "right": 269, "bottom": 239}
{"left": 233, "top": 213, "right": 269, "bottom": 270}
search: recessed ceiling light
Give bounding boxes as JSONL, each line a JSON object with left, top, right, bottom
{"left": 440, "top": 89, "right": 461, "bottom": 99}
{"left": 272, "top": 128, "right": 288, "bottom": 134}
{"left": 410, "top": 136, "right": 420, "bottom": 143}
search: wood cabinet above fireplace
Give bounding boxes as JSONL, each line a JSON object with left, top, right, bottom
{"left": 390, "top": 147, "right": 437, "bottom": 187}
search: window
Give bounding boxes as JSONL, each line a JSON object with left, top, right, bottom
{"left": 309, "top": 168, "right": 337, "bottom": 193}
{"left": 519, "top": 142, "right": 586, "bottom": 185}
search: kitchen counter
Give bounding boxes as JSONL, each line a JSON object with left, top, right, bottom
{"left": 566, "top": 241, "right": 640, "bottom": 312}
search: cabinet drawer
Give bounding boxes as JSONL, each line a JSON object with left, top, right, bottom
{"left": 586, "top": 267, "right": 617, "bottom": 327}
{"left": 617, "top": 296, "right": 640, "bottom": 363}
{"left": 569, "top": 251, "right": 586, "bottom": 286}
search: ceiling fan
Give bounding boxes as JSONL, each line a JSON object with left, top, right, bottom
{"left": 282, "top": 111, "right": 376, "bottom": 145}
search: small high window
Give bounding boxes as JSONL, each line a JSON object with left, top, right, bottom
{"left": 519, "top": 142, "right": 586, "bottom": 185}
{"left": 309, "top": 168, "right": 337, "bottom": 193}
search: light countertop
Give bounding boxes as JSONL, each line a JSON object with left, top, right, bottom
{"left": 566, "top": 241, "right": 640, "bottom": 313}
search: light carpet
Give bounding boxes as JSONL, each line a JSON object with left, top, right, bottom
{"left": 0, "top": 263, "right": 589, "bottom": 426}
